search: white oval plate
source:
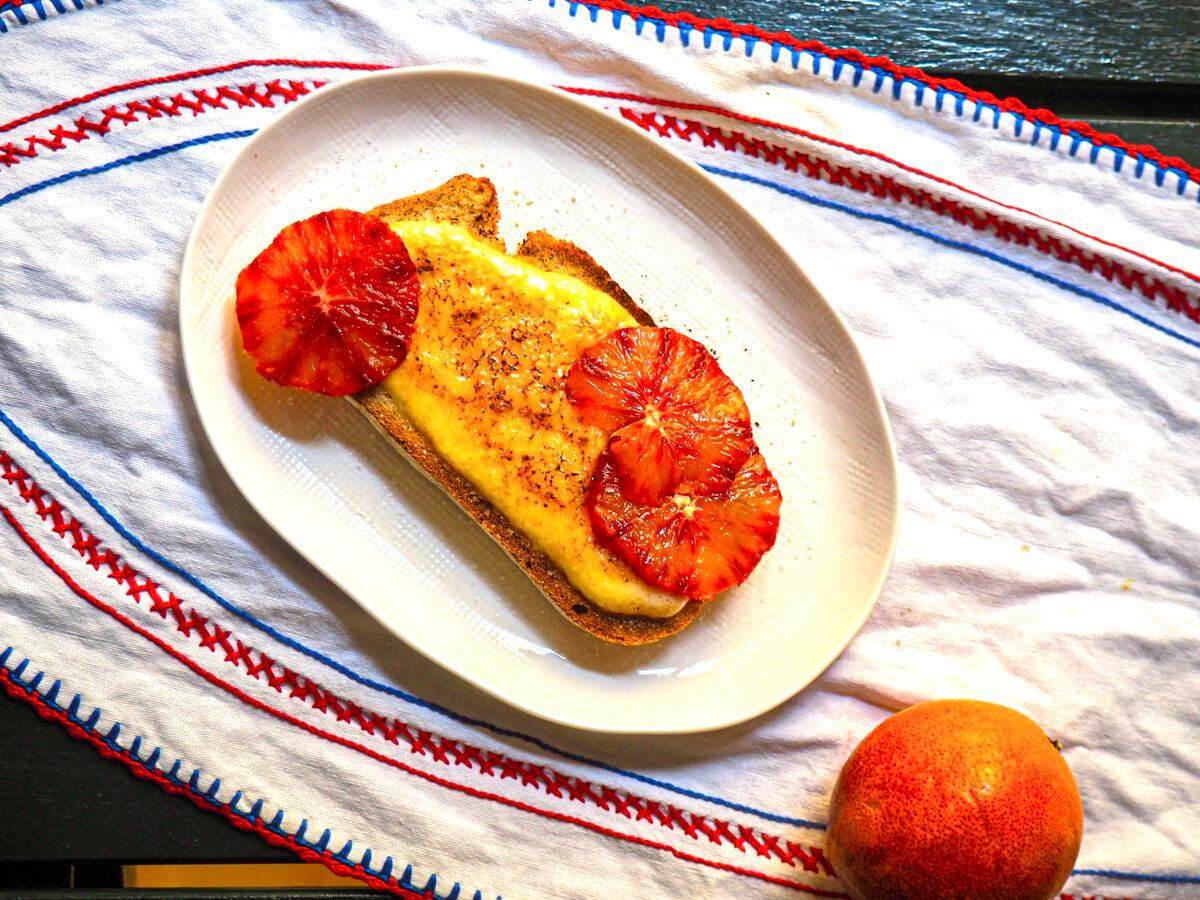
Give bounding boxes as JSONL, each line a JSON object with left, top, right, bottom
{"left": 180, "top": 67, "right": 898, "bottom": 734}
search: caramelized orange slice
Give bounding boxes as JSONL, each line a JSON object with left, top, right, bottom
{"left": 587, "top": 449, "right": 781, "bottom": 599}
{"left": 566, "top": 327, "right": 753, "bottom": 504}
{"left": 236, "top": 209, "right": 419, "bottom": 396}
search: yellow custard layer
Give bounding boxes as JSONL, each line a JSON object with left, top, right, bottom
{"left": 381, "top": 221, "right": 687, "bottom": 619}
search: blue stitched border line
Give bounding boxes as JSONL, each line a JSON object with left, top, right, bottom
{"left": 5, "top": 643, "right": 1197, "bottom": 890}
{"left": 0, "top": 130, "right": 257, "bottom": 210}
{"left": 702, "top": 164, "right": 1200, "bottom": 353}
{"left": 1, "top": 131, "right": 1198, "bottom": 884}
{"left": 541, "top": 0, "right": 1198, "bottom": 203}
{"left": 4, "top": 427, "right": 1195, "bottom": 892}
{"left": 1072, "top": 869, "right": 1200, "bottom": 885}
{"left": 0, "top": 0, "right": 106, "bottom": 34}
{"left": 3, "top": 0, "right": 1191, "bottom": 196}
{"left": 0, "top": 401, "right": 819, "bottom": 830}
{"left": 0, "top": 647, "right": 497, "bottom": 900}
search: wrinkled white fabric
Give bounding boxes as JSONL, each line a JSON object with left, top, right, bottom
{"left": 1, "top": 2, "right": 1197, "bottom": 898}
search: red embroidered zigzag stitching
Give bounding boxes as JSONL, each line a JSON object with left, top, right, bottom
{"left": 0, "top": 61, "right": 392, "bottom": 135}
{"left": 3, "top": 53, "right": 1193, "bottom": 199}
{"left": 619, "top": 108, "right": 1200, "bottom": 324}
{"left": 582, "top": 0, "right": 1200, "bottom": 187}
{"left": 0, "top": 668, "right": 1144, "bottom": 900}
{"left": 0, "top": 450, "right": 833, "bottom": 879}
{"left": 0, "top": 80, "right": 323, "bottom": 168}
{"left": 564, "top": 87, "right": 1200, "bottom": 293}
{"left": 0, "top": 469, "right": 1148, "bottom": 900}
{"left": 0, "top": 664, "right": 432, "bottom": 899}
{"left": 0, "top": 498, "right": 843, "bottom": 897}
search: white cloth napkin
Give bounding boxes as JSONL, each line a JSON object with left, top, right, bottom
{"left": 2, "top": 2, "right": 1198, "bottom": 897}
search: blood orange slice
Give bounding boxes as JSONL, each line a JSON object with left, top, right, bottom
{"left": 236, "top": 209, "right": 419, "bottom": 396}
{"left": 566, "top": 327, "right": 753, "bottom": 503}
{"left": 587, "top": 448, "right": 781, "bottom": 599}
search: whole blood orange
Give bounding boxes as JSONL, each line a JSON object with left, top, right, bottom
{"left": 827, "top": 700, "right": 1083, "bottom": 900}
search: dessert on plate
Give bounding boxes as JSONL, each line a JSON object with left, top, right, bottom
{"left": 235, "top": 175, "right": 781, "bottom": 645}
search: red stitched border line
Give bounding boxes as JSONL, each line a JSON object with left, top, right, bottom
{"left": 580, "top": 0, "right": 1200, "bottom": 186}
{"left": 0, "top": 665, "right": 432, "bottom": 899}
{"left": 0, "top": 454, "right": 840, "bottom": 895}
{"left": 0, "top": 676, "right": 1143, "bottom": 900}
{"left": 617, "top": 107, "right": 1200, "bottom": 323}
{"left": 0, "top": 502, "right": 843, "bottom": 896}
{"left": 0, "top": 60, "right": 390, "bottom": 134}
{"left": 0, "top": 668, "right": 1143, "bottom": 900}
{"left": 0, "top": 478, "right": 1148, "bottom": 900}
{"left": 2, "top": 43, "right": 1196, "bottom": 190}
{"left": 0, "top": 80, "right": 323, "bottom": 169}
{"left": 0, "top": 452, "right": 834, "bottom": 875}
{"left": 7, "top": 69, "right": 1192, "bottom": 327}
{"left": 7, "top": 69, "right": 1194, "bottom": 325}
{"left": 563, "top": 87, "right": 1200, "bottom": 291}
{"left": 4, "top": 57, "right": 1190, "bottom": 324}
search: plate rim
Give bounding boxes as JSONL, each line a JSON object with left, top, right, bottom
{"left": 179, "top": 64, "right": 902, "bottom": 734}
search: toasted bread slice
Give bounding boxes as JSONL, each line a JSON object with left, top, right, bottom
{"left": 352, "top": 175, "right": 700, "bottom": 645}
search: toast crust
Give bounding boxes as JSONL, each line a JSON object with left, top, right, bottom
{"left": 354, "top": 175, "right": 700, "bottom": 645}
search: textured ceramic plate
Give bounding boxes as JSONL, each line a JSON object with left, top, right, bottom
{"left": 180, "top": 67, "right": 898, "bottom": 734}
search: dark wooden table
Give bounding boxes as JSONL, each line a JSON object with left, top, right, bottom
{"left": 3, "top": 0, "right": 1197, "bottom": 893}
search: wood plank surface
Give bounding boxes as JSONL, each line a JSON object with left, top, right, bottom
{"left": 701, "top": 0, "right": 1200, "bottom": 162}
{"left": 1083, "top": 122, "right": 1199, "bottom": 165}
{"left": 0, "top": 689, "right": 289, "bottom": 864}
{"left": 705, "top": 0, "right": 1200, "bottom": 83}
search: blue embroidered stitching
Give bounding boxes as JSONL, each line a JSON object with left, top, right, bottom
{"left": 0, "top": 448, "right": 840, "bottom": 874}
{"left": 0, "top": 646, "right": 498, "bottom": 900}
{"left": 0, "top": 403, "right": 827, "bottom": 837}
{"left": 540, "top": 0, "right": 1198, "bottom": 203}
{"left": 0, "top": 0, "right": 108, "bottom": 35}
{"left": 0, "top": 130, "right": 256, "bottom": 209}
{"left": 2, "top": 540, "right": 1192, "bottom": 889}
{"left": 1072, "top": 869, "right": 1200, "bottom": 885}
{"left": 703, "top": 164, "right": 1200, "bottom": 353}
{"left": 5, "top": 0, "right": 1191, "bottom": 198}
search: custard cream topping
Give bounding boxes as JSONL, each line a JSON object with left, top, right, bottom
{"left": 381, "top": 221, "right": 687, "bottom": 618}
